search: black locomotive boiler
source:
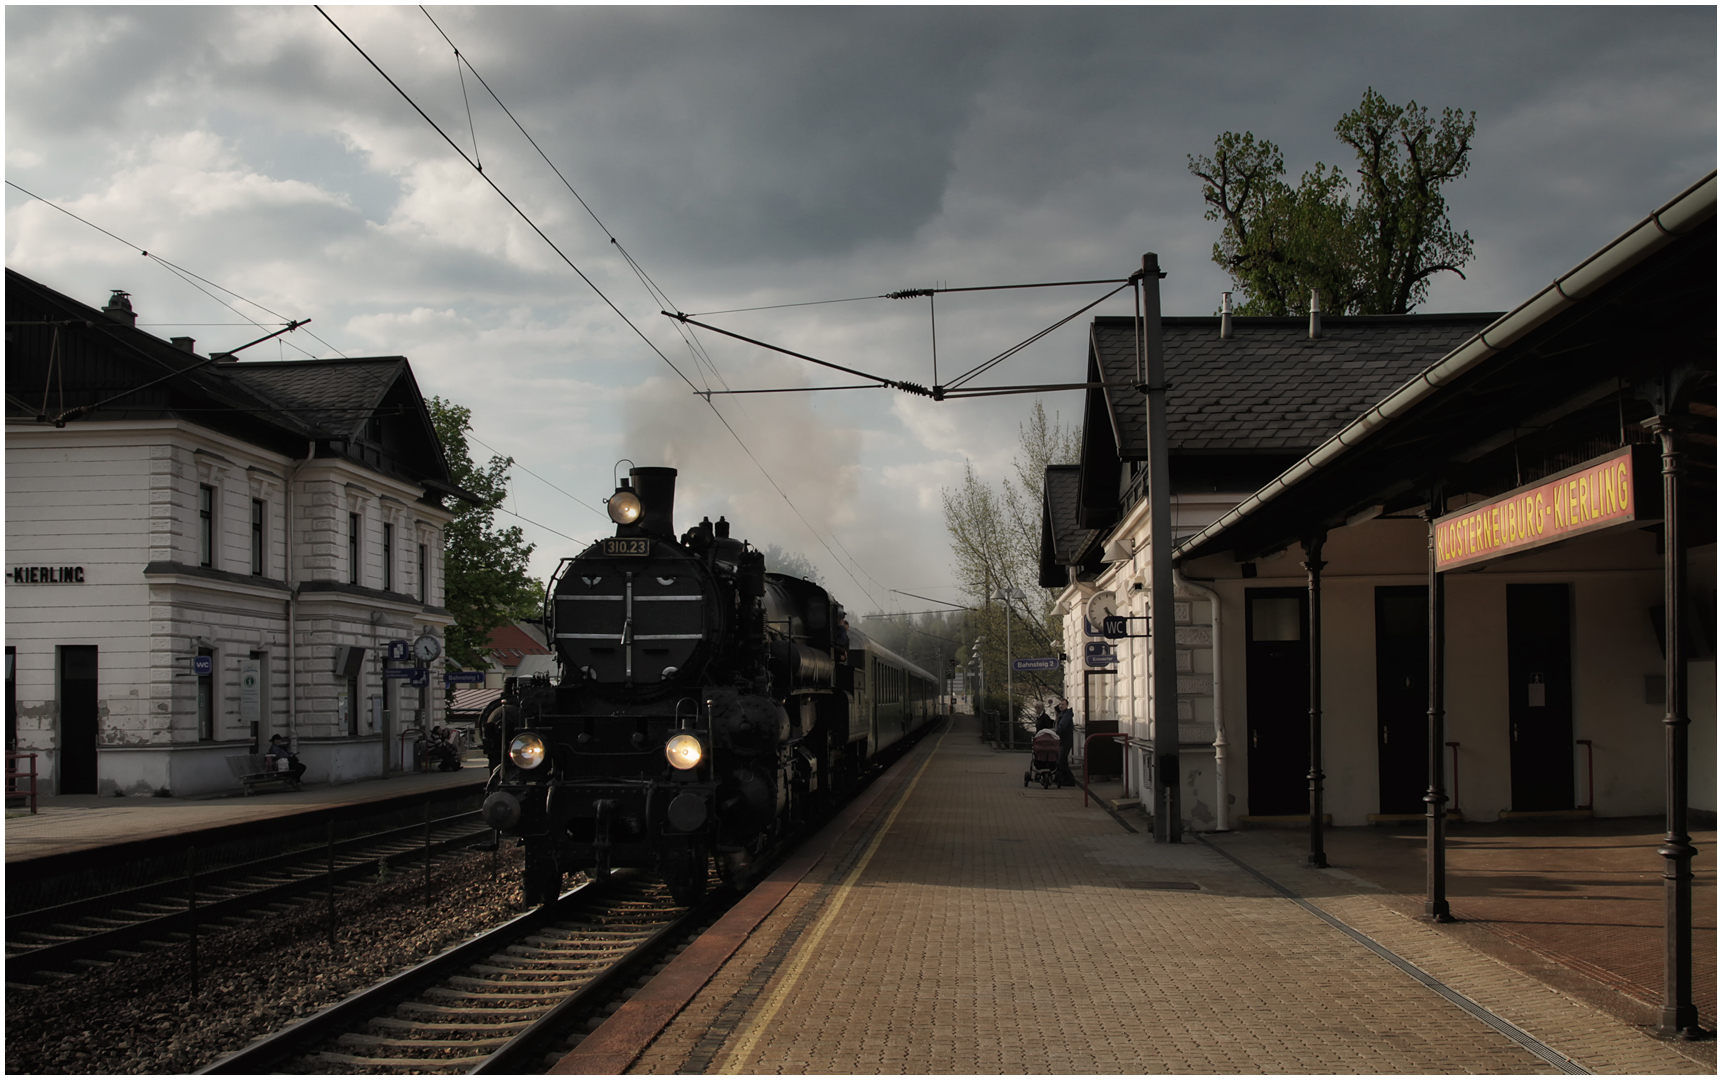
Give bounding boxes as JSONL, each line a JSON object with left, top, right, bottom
{"left": 481, "top": 466, "right": 941, "bottom": 905}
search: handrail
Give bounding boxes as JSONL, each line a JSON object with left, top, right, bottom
{"left": 6, "top": 752, "right": 39, "bottom": 814}
{"left": 399, "top": 728, "right": 431, "bottom": 774}
{"left": 1082, "top": 732, "right": 1130, "bottom": 807}
{"left": 1576, "top": 739, "right": 1594, "bottom": 811}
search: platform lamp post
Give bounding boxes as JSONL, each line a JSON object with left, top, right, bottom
{"left": 995, "top": 588, "right": 1024, "bottom": 750}
{"left": 974, "top": 637, "right": 985, "bottom": 737}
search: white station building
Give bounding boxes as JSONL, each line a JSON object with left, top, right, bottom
{"left": 6, "top": 270, "right": 477, "bottom": 796}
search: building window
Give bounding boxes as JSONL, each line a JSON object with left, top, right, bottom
{"left": 383, "top": 523, "right": 393, "bottom": 592}
{"left": 197, "top": 647, "right": 215, "bottom": 741}
{"left": 418, "top": 543, "right": 427, "bottom": 603}
{"left": 251, "top": 499, "right": 265, "bottom": 576}
{"left": 349, "top": 512, "right": 360, "bottom": 585}
{"left": 199, "top": 485, "right": 215, "bottom": 568}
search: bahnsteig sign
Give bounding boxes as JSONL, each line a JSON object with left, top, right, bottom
{"left": 1434, "top": 444, "right": 1660, "bottom": 572}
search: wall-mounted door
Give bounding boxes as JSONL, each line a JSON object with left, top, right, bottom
{"left": 58, "top": 645, "right": 98, "bottom": 795}
{"left": 1507, "top": 583, "right": 1574, "bottom": 812}
{"left": 1245, "top": 588, "right": 1309, "bottom": 816}
{"left": 1375, "top": 586, "right": 1428, "bottom": 814}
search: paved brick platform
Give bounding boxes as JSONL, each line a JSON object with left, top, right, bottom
{"left": 593, "top": 714, "right": 1709, "bottom": 1074}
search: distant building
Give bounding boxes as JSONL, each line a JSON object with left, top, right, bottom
{"left": 484, "top": 620, "right": 553, "bottom": 687}
{"left": 5, "top": 269, "right": 479, "bottom": 796}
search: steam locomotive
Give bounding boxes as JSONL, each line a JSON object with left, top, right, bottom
{"left": 480, "top": 467, "right": 941, "bottom": 905}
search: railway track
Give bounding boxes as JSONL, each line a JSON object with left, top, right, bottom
{"left": 200, "top": 869, "right": 714, "bottom": 1075}
{"left": 6, "top": 811, "right": 492, "bottom": 984}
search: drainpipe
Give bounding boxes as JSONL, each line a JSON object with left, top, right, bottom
{"left": 284, "top": 442, "right": 314, "bottom": 752}
{"left": 1303, "top": 531, "right": 1328, "bottom": 868}
{"left": 1173, "top": 567, "right": 1227, "bottom": 831}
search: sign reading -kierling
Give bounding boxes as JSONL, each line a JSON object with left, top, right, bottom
{"left": 1434, "top": 445, "right": 1657, "bottom": 572}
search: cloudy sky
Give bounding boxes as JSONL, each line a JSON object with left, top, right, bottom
{"left": 6, "top": 6, "right": 1714, "bottom": 614}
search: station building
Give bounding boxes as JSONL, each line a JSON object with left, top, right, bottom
{"left": 5, "top": 269, "right": 475, "bottom": 796}
{"left": 1043, "top": 173, "right": 1716, "bottom": 835}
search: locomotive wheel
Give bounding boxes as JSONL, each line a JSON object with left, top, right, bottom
{"left": 523, "top": 857, "right": 563, "bottom": 907}
{"left": 666, "top": 852, "right": 709, "bottom": 906}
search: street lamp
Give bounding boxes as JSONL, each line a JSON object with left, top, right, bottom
{"left": 994, "top": 587, "right": 1024, "bottom": 749}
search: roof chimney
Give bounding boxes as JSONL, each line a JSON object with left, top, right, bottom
{"left": 1308, "top": 289, "right": 1321, "bottom": 339}
{"left": 103, "top": 289, "right": 136, "bottom": 327}
{"left": 1220, "top": 292, "right": 1233, "bottom": 340}
{"left": 171, "top": 336, "right": 196, "bottom": 353}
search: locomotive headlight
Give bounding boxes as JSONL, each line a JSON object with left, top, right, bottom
{"left": 606, "top": 487, "right": 643, "bottom": 524}
{"left": 509, "top": 732, "right": 547, "bottom": 770}
{"left": 664, "top": 733, "right": 704, "bottom": 770}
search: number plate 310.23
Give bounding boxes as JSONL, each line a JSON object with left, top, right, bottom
{"left": 602, "top": 538, "right": 651, "bottom": 557}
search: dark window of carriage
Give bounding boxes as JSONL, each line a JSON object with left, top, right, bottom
{"left": 251, "top": 499, "right": 265, "bottom": 576}
{"left": 418, "top": 543, "right": 427, "bottom": 603}
{"left": 199, "top": 485, "right": 215, "bottom": 567}
{"left": 349, "top": 512, "right": 360, "bottom": 585}
{"left": 383, "top": 523, "right": 393, "bottom": 592}
{"left": 197, "top": 647, "right": 215, "bottom": 741}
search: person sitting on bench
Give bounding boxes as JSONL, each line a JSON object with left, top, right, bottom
{"left": 265, "top": 734, "right": 306, "bottom": 785}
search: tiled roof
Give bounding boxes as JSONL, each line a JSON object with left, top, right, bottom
{"left": 1091, "top": 313, "right": 1502, "bottom": 459}
{"left": 487, "top": 623, "right": 551, "bottom": 661}
{"left": 1043, "top": 465, "right": 1087, "bottom": 564}
{"left": 221, "top": 358, "right": 407, "bottom": 440}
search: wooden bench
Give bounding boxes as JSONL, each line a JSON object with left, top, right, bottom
{"left": 226, "top": 753, "right": 302, "bottom": 795}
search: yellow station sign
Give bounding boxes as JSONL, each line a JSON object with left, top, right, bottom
{"left": 1434, "top": 444, "right": 1658, "bottom": 571}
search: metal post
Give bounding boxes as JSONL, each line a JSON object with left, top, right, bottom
{"left": 1303, "top": 532, "right": 1328, "bottom": 869}
{"left": 186, "top": 846, "right": 199, "bottom": 997}
{"left": 1140, "top": 253, "right": 1179, "bottom": 844}
{"left": 1648, "top": 413, "right": 1700, "bottom": 1038}
{"left": 1421, "top": 485, "right": 1452, "bottom": 922}
{"left": 1004, "top": 597, "right": 1015, "bottom": 751}
{"left": 327, "top": 820, "right": 337, "bottom": 953}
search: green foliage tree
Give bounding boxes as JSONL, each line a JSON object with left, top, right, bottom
{"left": 940, "top": 400, "right": 1080, "bottom": 717}
{"left": 760, "top": 543, "right": 824, "bottom": 585}
{"left": 1188, "top": 88, "right": 1476, "bottom": 315}
{"left": 427, "top": 396, "right": 543, "bottom": 670}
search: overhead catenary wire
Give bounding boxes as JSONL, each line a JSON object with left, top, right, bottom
{"left": 5, "top": 180, "right": 348, "bottom": 361}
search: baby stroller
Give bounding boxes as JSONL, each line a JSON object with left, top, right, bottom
{"left": 1025, "top": 729, "right": 1062, "bottom": 789}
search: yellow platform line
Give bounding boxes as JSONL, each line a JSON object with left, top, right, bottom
{"left": 715, "top": 722, "right": 951, "bottom": 1074}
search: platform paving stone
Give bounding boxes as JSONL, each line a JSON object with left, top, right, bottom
{"left": 625, "top": 717, "right": 1706, "bottom": 1074}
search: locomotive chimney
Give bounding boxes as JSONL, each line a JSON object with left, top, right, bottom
{"left": 629, "top": 466, "right": 678, "bottom": 539}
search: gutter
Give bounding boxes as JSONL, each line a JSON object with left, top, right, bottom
{"left": 1175, "top": 171, "right": 1717, "bottom": 563}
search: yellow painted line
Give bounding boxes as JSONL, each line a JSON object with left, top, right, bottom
{"left": 715, "top": 722, "right": 951, "bottom": 1074}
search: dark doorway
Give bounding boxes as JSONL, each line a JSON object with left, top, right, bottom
{"left": 1375, "top": 586, "right": 1428, "bottom": 814}
{"left": 5, "top": 646, "right": 16, "bottom": 751}
{"left": 1507, "top": 584, "right": 1574, "bottom": 812}
{"left": 1246, "top": 588, "right": 1309, "bottom": 815}
{"left": 58, "top": 645, "right": 98, "bottom": 795}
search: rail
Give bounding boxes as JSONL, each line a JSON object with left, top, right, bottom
{"left": 6, "top": 751, "right": 40, "bottom": 813}
{"left": 1082, "top": 732, "right": 1130, "bottom": 807}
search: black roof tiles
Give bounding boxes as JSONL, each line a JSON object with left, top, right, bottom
{"left": 1090, "top": 313, "right": 1501, "bottom": 459}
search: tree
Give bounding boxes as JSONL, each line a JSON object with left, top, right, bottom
{"left": 1188, "top": 88, "right": 1475, "bottom": 315}
{"left": 760, "top": 544, "right": 824, "bottom": 585}
{"left": 941, "top": 400, "right": 1080, "bottom": 714}
{"left": 427, "top": 396, "right": 543, "bottom": 669}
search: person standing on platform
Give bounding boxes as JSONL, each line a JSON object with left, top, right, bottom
{"left": 1054, "top": 700, "right": 1076, "bottom": 785}
{"left": 1032, "top": 701, "right": 1053, "bottom": 731}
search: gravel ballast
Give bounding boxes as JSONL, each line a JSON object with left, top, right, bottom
{"left": 7, "top": 846, "right": 529, "bottom": 1075}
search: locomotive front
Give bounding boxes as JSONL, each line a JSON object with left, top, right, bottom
{"left": 481, "top": 467, "right": 792, "bottom": 904}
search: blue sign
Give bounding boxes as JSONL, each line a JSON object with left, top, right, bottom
{"left": 191, "top": 655, "right": 213, "bottom": 676}
{"left": 1011, "top": 657, "right": 1061, "bottom": 673}
{"left": 383, "top": 667, "right": 425, "bottom": 681}
{"left": 1083, "top": 642, "right": 1118, "bottom": 669}
{"left": 387, "top": 639, "right": 410, "bottom": 662}
{"left": 444, "top": 671, "right": 485, "bottom": 686}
